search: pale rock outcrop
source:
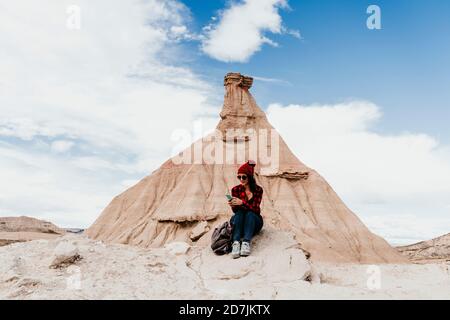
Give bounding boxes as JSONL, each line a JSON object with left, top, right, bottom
{"left": 49, "top": 241, "right": 82, "bottom": 269}
{"left": 164, "top": 241, "right": 190, "bottom": 256}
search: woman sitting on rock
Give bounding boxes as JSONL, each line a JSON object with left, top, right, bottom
{"left": 228, "top": 160, "right": 264, "bottom": 258}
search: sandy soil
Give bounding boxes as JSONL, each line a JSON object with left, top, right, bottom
{"left": 0, "top": 228, "right": 448, "bottom": 300}
{"left": 0, "top": 231, "right": 61, "bottom": 242}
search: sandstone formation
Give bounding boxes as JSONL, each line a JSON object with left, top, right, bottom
{"left": 87, "top": 72, "right": 406, "bottom": 263}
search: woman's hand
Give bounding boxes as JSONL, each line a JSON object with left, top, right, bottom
{"left": 229, "top": 197, "right": 243, "bottom": 206}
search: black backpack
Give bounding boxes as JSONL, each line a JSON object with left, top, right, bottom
{"left": 211, "top": 221, "right": 233, "bottom": 255}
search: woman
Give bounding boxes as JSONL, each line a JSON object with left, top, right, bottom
{"left": 228, "top": 160, "right": 264, "bottom": 258}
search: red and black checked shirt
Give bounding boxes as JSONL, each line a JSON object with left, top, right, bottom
{"left": 231, "top": 184, "right": 263, "bottom": 215}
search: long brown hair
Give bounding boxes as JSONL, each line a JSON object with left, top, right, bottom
{"left": 247, "top": 174, "right": 258, "bottom": 193}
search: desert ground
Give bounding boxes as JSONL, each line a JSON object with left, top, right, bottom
{"left": 0, "top": 227, "right": 448, "bottom": 300}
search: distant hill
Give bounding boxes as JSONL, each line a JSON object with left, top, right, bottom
{"left": 0, "top": 216, "right": 65, "bottom": 247}
{"left": 397, "top": 233, "right": 450, "bottom": 263}
{"left": 64, "top": 228, "right": 85, "bottom": 234}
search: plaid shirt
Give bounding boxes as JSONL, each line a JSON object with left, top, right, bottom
{"left": 231, "top": 184, "right": 263, "bottom": 215}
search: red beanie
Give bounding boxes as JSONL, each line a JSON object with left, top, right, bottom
{"left": 238, "top": 160, "right": 256, "bottom": 176}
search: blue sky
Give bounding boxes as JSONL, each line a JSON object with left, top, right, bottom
{"left": 0, "top": 0, "right": 449, "bottom": 244}
{"left": 181, "top": 0, "right": 450, "bottom": 141}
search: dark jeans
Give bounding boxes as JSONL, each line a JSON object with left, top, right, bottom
{"left": 230, "top": 209, "right": 263, "bottom": 242}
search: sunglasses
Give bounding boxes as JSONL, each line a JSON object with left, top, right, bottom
{"left": 237, "top": 175, "right": 247, "bottom": 181}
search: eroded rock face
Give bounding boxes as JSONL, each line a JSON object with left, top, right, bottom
{"left": 223, "top": 72, "right": 253, "bottom": 89}
{"left": 397, "top": 233, "right": 450, "bottom": 263}
{"left": 189, "top": 221, "right": 210, "bottom": 241}
{"left": 86, "top": 72, "right": 406, "bottom": 264}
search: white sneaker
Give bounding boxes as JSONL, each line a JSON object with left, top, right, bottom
{"left": 240, "top": 241, "right": 251, "bottom": 256}
{"left": 231, "top": 241, "right": 241, "bottom": 259}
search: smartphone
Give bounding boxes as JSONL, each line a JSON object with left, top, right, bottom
{"left": 226, "top": 194, "right": 233, "bottom": 201}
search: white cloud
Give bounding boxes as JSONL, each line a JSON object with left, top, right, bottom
{"left": 267, "top": 101, "right": 450, "bottom": 243}
{"left": 201, "top": 0, "right": 298, "bottom": 62}
{"left": 360, "top": 214, "right": 450, "bottom": 246}
{"left": 171, "top": 25, "right": 188, "bottom": 36}
{"left": 0, "top": 0, "right": 220, "bottom": 227}
{"left": 0, "top": 142, "right": 113, "bottom": 228}
{"left": 284, "top": 28, "right": 302, "bottom": 39}
{"left": 253, "top": 76, "right": 291, "bottom": 85}
{"left": 51, "top": 140, "right": 74, "bottom": 153}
